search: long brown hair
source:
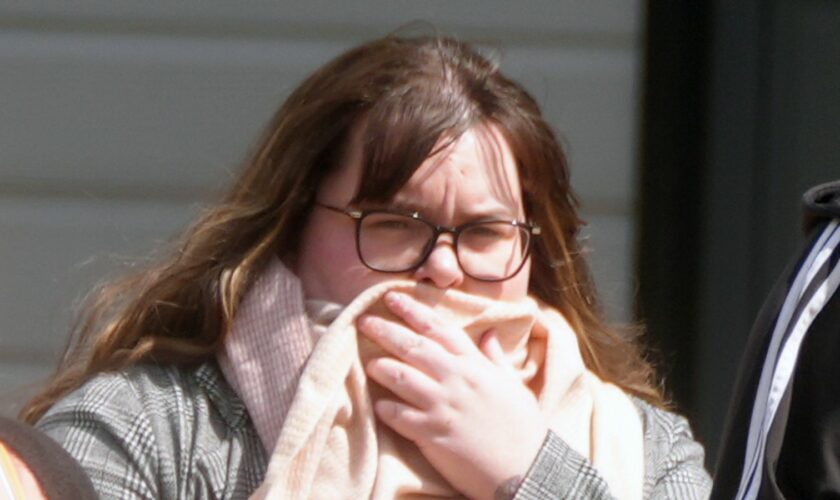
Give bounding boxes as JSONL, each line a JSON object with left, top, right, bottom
{"left": 22, "top": 35, "right": 662, "bottom": 423}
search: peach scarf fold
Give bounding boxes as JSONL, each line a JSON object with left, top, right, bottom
{"left": 218, "top": 258, "right": 643, "bottom": 500}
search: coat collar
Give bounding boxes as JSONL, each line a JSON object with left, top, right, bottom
{"left": 803, "top": 180, "right": 840, "bottom": 232}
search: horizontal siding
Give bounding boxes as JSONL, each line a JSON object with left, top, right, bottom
{"left": 0, "top": 360, "right": 52, "bottom": 417}
{"left": 0, "top": 198, "right": 197, "bottom": 357}
{"left": 0, "top": 1, "right": 640, "bottom": 42}
{"left": 503, "top": 45, "right": 640, "bottom": 209}
{"left": 0, "top": 34, "right": 638, "bottom": 209}
{"left": 0, "top": 32, "right": 337, "bottom": 199}
{"left": 580, "top": 214, "right": 635, "bottom": 323}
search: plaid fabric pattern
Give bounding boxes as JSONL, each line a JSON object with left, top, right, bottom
{"left": 37, "top": 362, "right": 709, "bottom": 499}
{"left": 37, "top": 362, "right": 267, "bottom": 499}
{"left": 516, "top": 398, "right": 712, "bottom": 499}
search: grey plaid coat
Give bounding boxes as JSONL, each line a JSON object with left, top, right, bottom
{"left": 38, "top": 362, "right": 711, "bottom": 499}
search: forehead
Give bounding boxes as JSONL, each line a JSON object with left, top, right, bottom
{"left": 394, "top": 125, "right": 524, "bottom": 212}
{"left": 316, "top": 122, "right": 524, "bottom": 214}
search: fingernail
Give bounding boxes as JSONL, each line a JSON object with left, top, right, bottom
{"left": 385, "top": 291, "right": 404, "bottom": 308}
{"left": 385, "top": 291, "right": 408, "bottom": 306}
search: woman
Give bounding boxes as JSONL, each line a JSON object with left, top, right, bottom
{"left": 23, "top": 35, "right": 711, "bottom": 499}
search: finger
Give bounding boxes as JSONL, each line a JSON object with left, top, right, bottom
{"left": 373, "top": 399, "right": 429, "bottom": 442}
{"left": 365, "top": 356, "right": 440, "bottom": 410}
{"left": 383, "top": 291, "right": 475, "bottom": 355}
{"left": 358, "top": 314, "right": 452, "bottom": 377}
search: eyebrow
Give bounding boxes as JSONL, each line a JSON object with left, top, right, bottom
{"left": 357, "top": 199, "right": 522, "bottom": 221}
{"left": 354, "top": 199, "right": 421, "bottom": 215}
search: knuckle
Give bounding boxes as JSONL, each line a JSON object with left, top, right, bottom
{"left": 391, "top": 365, "right": 406, "bottom": 385}
{"left": 397, "top": 335, "right": 424, "bottom": 357}
{"left": 378, "top": 399, "right": 401, "bottom": 422}
{"left": 429, "top": 409, "right": 455, "bottom": 435}
{"left": 415, "top": 317, "right": 436, "bottom": 336}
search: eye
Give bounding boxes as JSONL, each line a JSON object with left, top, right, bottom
{"left": 363, "top": 213, "right": 420, "bottom": 233}
{"left": 466, "top": 223, "right": 513, "bottom": 239}
{"left": 370, "top": 218, "right": 410, "bottom": 230}
{"left": 470, "top": 226, "right": 503, "bottom": 238}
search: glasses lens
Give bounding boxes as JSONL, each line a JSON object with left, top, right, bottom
{"left": 457, "top": 222, "right": 531, "bottom": 280}
{"left": 358, "top": 212, "right": 434, "bottom": 271}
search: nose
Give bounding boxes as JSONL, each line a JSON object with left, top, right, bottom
{"left": 412, "top": 236, "right": 464, "bottom": 289}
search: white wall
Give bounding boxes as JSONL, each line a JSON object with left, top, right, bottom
{"left": 0, "top": 1, "right": 643, "bottom": 416}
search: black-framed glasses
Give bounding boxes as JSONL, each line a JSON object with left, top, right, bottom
{"left": 315, "top": 202, "right": 540, "bottom": 282}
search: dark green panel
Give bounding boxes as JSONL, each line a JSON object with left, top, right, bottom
{"left": 641, "top": 0, "right": 840, "bottom": 469}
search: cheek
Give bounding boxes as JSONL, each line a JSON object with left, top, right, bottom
{"left": 462, "top": 259, "right": 532, "bottom": 301}
{"left": 295, "top": 217, "right": 361, "bottom": 303}
{"left": 295, "top": 216, "right": 395, "bottom": 304}
{"left": 501, "top": 258, "right": 532, "bottom": 299}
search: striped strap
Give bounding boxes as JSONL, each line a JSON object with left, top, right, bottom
{"left": 736, "top": 220, "right": 840, "bottom": 499}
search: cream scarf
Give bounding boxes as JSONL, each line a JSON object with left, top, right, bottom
{"left": 218, "top": 258, "right": 643, "bottom": 499}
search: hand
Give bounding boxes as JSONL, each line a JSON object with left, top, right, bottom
{"left": 357, "top": 291, "right": 548, "bottom": 500}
